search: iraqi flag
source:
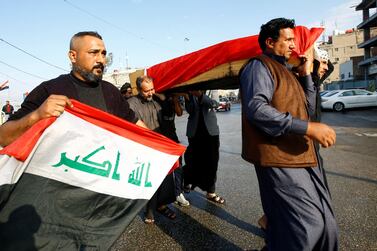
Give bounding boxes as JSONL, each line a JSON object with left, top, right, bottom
{"left": 0, "top": 100, "right": 185, "bottom": 250}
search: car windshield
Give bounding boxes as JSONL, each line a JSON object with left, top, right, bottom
{"left": 320, "top": 91, "right": 330, "bottom": 96}
{"left": 324, "top": 91, "right": 339, "bottom": 97}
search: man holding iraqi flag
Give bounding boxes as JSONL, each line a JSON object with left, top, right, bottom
{"left": 0, "top": 31, "right": 185, "bottom": 250}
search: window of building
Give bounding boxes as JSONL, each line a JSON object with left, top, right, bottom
{"left": 335, "top": 48, "right": 338, "bottom": 51}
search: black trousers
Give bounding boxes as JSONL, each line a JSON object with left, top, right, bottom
{"left": 184, "top": 134, "right": 219, "bottom": 193}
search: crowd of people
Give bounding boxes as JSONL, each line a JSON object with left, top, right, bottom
{"left": 0, "top": 17, "right": 339, "bottom": 251}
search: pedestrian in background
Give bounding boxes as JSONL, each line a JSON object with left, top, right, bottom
{"left": 120, "top": 82, "right": 133, "bottom": 99}
{"left": 311, "top": 46, "right": 334, "bottom": 122}
{"left": 183, "top": 90, "right": 225, "bottom": 204}
{"left": 156, "top": 92, "right": 190, "bottom": 207}
{"left": 128, "top": 76, "right": 177, "bottom": 224}
{"left": 2, "top": 100, "right": 14, "bottom": 121}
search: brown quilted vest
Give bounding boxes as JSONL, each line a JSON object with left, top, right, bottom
{"left": 241, "top": 54, "right": 318, "bottom": 168}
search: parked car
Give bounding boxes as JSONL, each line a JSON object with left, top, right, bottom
{"left": 319, "top": 90, "right": 333, "bottom": 97}
{"left": 321, "top": 89, "right": 377, "bottom": 112}
{"left": 216, "top": 97, "right": 231, "bottom": 111}
{"left": 321, "top": 90, "right": 338, "bottom": 97}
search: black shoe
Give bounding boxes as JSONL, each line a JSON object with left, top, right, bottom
{"left": 183, "top": 184, "right": 191, "bottom": 193}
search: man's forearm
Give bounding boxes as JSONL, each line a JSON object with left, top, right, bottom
{"left": 0, "top": 111, "right": 39, "bottom": 147}
{"left": 173, "top": 98, "right": 183, "bottom": 116}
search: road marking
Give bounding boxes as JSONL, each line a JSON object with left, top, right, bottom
{"left": 363, "top": 132, "right": 377, "bottom": 137}
{"left": 354, "top": 132, "right": 377, "bottom": 137}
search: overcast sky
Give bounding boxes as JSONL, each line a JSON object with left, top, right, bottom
{"left": 0, "top": 0, "right": 365, "bottom": 104}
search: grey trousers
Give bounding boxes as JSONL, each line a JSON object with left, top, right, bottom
{"left": 255, "top": 164, "right": 338, "bottom": 251}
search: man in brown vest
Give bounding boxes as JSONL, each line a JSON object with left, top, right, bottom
{"left": 240, "top": 18, "right": 338, "bottom": 251}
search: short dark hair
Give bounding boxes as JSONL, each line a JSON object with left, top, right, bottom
{"left": 120, "top": 82, "right": 131, "bottom": 93}
{"left": 136, "top": 76, "right": 153, "bottom": 90}
{"left": 70, "top": 31, "right": 102, "bottom": 50}
{"left": 258, "top": 18, "right": 295, "bottom": 51}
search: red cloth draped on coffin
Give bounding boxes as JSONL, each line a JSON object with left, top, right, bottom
{"left": 144, "top": 26, "right": 323, "bottom": 92}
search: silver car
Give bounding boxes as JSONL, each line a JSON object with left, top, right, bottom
{"left": 321, "top": 89, "right": 377, "bottom": 112}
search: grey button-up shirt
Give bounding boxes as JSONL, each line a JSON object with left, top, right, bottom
{"left": 127, "top": 95, "right": 162, "bottom": 132}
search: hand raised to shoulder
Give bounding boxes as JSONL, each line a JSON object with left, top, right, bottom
{"left": 294, "top": 55, "right": 313, "bottom": 77}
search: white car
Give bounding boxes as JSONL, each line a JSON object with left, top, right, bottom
{"left": 321, "top": 89, "right": 377, "bottom": 112}
{"left": 319, "top": 90, "right": 333, "bottom": 97}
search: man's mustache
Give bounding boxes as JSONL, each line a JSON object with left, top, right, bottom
{"left": 92, "top": 64, "right": 104, "bottom": 71}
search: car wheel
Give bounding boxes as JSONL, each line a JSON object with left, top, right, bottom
{"left": 333, "top": 102, "right": 344, "bottom": 112}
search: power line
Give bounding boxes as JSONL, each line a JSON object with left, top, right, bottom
{"left": 0, "top": 72, "right": 23, "bottom": 83}
{"left": 0, "top": 71, "right": 28, "bottom": 84}
{"left": 63, "top": 0, "right": 170, "bottom": 51}
{"left": 0, "top": 38, "right": 69, "bottom": 72}
{"left": 0, "top": 60, "right": 47, "bottom": 80}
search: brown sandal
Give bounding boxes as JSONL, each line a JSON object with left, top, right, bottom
{"left": 207, "top": 194, "right": 225, "bottom": 204}
{"left": 156, "top": 206, "right": 176, "bottom": 220}
{"left": 258, "top": 215, "right": 268, "bottom": 230}
{"left": 144, "top": 218, "right": 155, "bottom": 224}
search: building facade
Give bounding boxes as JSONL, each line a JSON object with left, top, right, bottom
{"left": 103, "top": 68, "right": 142, "bottom": 95}
{"left": 356, "top": 0, "right": 377, "bottom": 90}
{"left": 319, "top": 29, "right": 365, "bottom": 83}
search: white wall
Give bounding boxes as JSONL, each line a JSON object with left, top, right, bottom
{"left": 339, "top": 60, "right": 353, "bottom": 81}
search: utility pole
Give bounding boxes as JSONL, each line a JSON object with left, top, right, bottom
{"left": 125, "top": 50, "right": 129, "bottom": 69}
{"left": 321, "top": 20, "right": 326, "bottom": 42}
{"left": 184, "top": 37, "right": 190, "bottom": 54}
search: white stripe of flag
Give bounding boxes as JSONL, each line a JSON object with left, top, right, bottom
{"left": 0, "top": 100, "right": 185, "bottom": 200}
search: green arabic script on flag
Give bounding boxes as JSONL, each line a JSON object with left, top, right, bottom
{"left": 52, "top": 146, "right": 121, "bottom": 181}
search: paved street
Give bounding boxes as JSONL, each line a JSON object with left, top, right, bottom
{"left": 112, "top": 104, "right": 377, "bottom": 251}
